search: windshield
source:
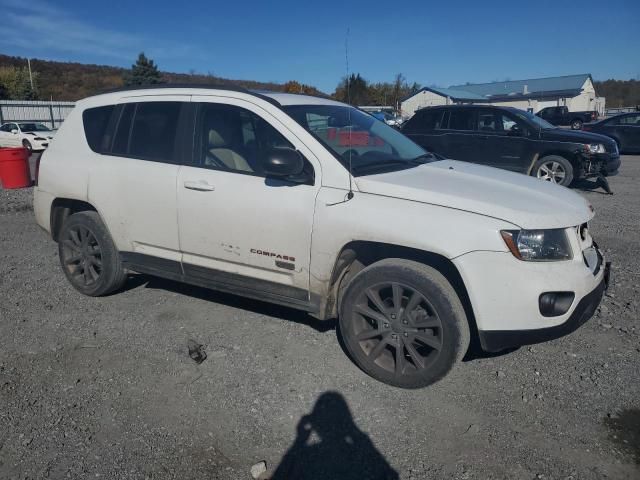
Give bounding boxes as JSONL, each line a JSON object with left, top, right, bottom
{"left": 19, "top": 123, "right": 51, "bottom": 132}
{"left": 512, "top": 110, "right": 555, "bottom": 130}
{"left": 283, "top": 104, "right": 433, "bottom": 176}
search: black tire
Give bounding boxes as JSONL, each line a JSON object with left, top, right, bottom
{"left": 22, "top": 139, "right": 32, "bottom": 153}
{"left": 339, "top": 259, "right": 470, "bottom": 389}
{"left": 58, "top": 211, "right": 126, "bottom": 296}
{"left": 571, "top": 119, "right": 583, "bottom": 130}
{"left": 531, "top": 155, "right": 574, "bottom": 187}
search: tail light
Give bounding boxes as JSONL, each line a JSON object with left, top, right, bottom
{"left": 591, "top": 112, "right": 596, "bottom": 120}
{"left": 583, "top": 126, "right": 592, "bottom": 131}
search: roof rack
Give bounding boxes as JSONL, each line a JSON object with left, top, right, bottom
{"left": 96, "top": 83, "right": 282, "bottom": 107}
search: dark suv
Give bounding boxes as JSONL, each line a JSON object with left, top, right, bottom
{"left": 401, "top": 105, "right": 620, "bottom": 187}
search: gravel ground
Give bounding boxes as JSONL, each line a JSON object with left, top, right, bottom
{"left": 1, "top": 156, "right": 639, "bottom": 479}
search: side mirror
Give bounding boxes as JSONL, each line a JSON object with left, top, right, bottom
{"left": 509, "top": 125, "right": 524, "bottom": 136}
{"left": 11, "top": 129, "right": 19, "bottom": 135}
{"left": 261, "top": 147, "right": 304, "bottom": 178}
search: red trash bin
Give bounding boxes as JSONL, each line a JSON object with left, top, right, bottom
{"left": 0, "top": 147, "right": 32, "bottom": 189}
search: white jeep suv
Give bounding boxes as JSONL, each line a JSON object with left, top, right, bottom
{"left": 33, "top": 86, "right": 609, "bottom": 388}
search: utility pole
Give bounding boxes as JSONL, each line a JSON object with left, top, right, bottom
{"left": 27, "top": 58, "right": 34, "bottom": 90}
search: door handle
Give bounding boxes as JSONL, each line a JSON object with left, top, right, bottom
{"left": 184, "top": 180, "right": 215, "bottom": 191}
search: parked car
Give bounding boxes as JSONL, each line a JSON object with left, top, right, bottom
{"left": 34, "top": 86, "right": 608, "bottom": 389}
{"left": 0, "top": 122, "right": 55, "bottom": 152}
{"left": 401, "top": 105, "right": 619, "bottom": 187}
{"left": 582, "top": 112, "right": 640, "bottom": 153}
{"left": 536, "top": 106, "right": 598, "bottom": 130}
{"left": 369, "top": 110, "right": 403, "bottom": 128}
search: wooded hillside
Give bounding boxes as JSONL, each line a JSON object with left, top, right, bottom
{"left": 595, "top": 79, "right": 640, "bottom": 109}
{"left": 0, "top": 54, "right": 322, "bottom": 101}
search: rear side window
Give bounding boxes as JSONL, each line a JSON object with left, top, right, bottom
{"left": 111, "top": 102, "right": 182, "bottom": 163}
{"left": 447, "top": 109, "right": 475, "bottom": 131}
{"left": 403, "top": 110, "right": 444, "bottom": 134}
{"left": 83, "top": 105, "right": 116, "bottom": 153}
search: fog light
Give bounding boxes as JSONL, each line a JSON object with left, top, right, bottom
{"left": 539, "top": 292, "right": 575, "bottom": 317}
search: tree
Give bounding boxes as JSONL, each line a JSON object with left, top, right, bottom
{"left": 283, "top": 80, "right": 321, "bottom": 95}
{"left": 0, "top": 66, "right": 38, "bottom": 100}
{"left": 333, "top": 73, "right": 370, "bottom": 105}
{"left": 392, "top": 73, "right": 406, "bottom": 110}
{"left": 124, "top": 53, "right": 162, "bottom": 86}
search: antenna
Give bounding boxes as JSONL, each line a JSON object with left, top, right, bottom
{"left": 345, "top": 28, "right": 354, "bottom": 201}
{"left": 326, "top": 27, "right": 355, "bottom": 207}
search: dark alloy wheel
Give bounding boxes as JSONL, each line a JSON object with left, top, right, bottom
{"left": 571, "top": 119, "right": 583, "bottom": 130}
{"left": 61, "top": 224, "right": 103, "bottom": 288}
{"left": 339, "top": 259, "right": 469, "bottom": 389}
{"left": 58, "top": 211, "right": 126, "bottom": 296}
{"left": 22, "top": 139, "right": 32, "bottom": 153}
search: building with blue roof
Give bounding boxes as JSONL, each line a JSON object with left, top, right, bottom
{"left": 401, "top": 74, "right": 605, "bottom": 118}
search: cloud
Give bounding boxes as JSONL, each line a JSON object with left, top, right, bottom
{"left": 0, "top": 0, "right": 201, "bottom": 63}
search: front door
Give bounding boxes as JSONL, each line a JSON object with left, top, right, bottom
{"left": 176, "top": 97, "right": 320, "bottom": 308}
{"left": 474, "top": 109, "right": 528, "bottom": 171}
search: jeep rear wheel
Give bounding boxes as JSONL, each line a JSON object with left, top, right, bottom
{"left": 58, "top": 211, "right": 126, "bottom": 296}
{"left": 571, "top": 119, "right": 583, "bottom": 130}
{"left": 339, "top": 259, "right": 469, "bottom": 389}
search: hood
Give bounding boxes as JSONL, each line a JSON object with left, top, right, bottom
{"left": 355, "top": 160, "right": 594, "bottom": 229}
{"left": 540, "top": 128, "right": 614, "bottom": 146}
{"left": 26, "top": 130, "right": 56, "bottom": 139}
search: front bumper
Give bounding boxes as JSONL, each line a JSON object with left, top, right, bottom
{"left": 478, "top": 262, "right": 609, "bottom": 352}
{"left": 581, "top": 152, "right": 620, "bottom": 177}
{"left": 453, "top": 244, "right": 608, "bottom": 352}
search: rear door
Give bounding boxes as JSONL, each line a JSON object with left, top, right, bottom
{"left": 87, "top": 97, "right": 188, "bottom": 269}
{"left": 402, "top": 109, "right": 446, "bottom": 154}
{"left": 176, "top": 96, "right": 321, "bottom": 307}
{"left": 615, "top": 113, "right": 640, "bottom": 151}
{"left": 440, "top": 108, "right": 476, "bottom": 162}
{"left": 474, "top": 109, "right": 528, "bottom": 171}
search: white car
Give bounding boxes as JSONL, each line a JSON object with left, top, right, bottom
{"left": 0, "top": 122, "right": 55, "bottom": 152}
{"left": 33, "top": 86, "right": 609, "bottom": 389}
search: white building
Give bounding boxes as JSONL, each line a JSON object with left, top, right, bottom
{"left": 401, "top": 74, "right": 605, "bottom": 118}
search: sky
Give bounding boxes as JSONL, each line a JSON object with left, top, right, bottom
{"left": 0, "top": 0, "right": 638, "bottom": 93}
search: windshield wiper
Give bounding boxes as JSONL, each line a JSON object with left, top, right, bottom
{"left": 352, "top": 159, "right": 418, "bottom": 175}
{"left": 409, "top": 153, "right": 437, "bottom": 163}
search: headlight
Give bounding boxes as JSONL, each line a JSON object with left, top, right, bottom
{"left": 33, "top": 137, "right": 46, "bottom": 140}
{"left": 584, "top": 143, "right": 605, "bottom": 154}
{"left": 501, "top": 229, "right": 572, "bottom": 261}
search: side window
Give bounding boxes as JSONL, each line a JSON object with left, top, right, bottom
{"left": 448, "top": 109, "right": 475, "bottom": 131}
{"left": 477, "top": 111, "right": 497, "bottom": 132}
{"left": 83, "top": 105, "right": 116, "bottom": 153}
{"left": 112, "top": 104, "right": 135, "bottom": 155}
{"left": 618, "top": 114, "right": 640, "bottom": 125}
{"left": 109, "top": 102, "right": 182, "bottom": 163}
{"left": 195, "top": 103, "right": 297, "bottom": 176}
{"left": 0, "top": 124, "right": 9, "bottom": 132}
{"left": 129, "top": 102, "right": 181, "bottom": 162}
{"left": 404, "top": 110, "right": 444, "bottom": 134}
{"left": 501, "top": 114, "right": 517, "bottom": 131}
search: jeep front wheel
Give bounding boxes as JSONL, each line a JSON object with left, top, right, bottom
{"left": 339, "top": 259, "right": 470, "bottom": 389}
{"left": 532, "top": 155, "right": 574, "bottom": 187}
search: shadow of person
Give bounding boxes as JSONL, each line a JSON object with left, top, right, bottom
{"left": 271, "top": 392, "right": 399, "bottom": 480}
